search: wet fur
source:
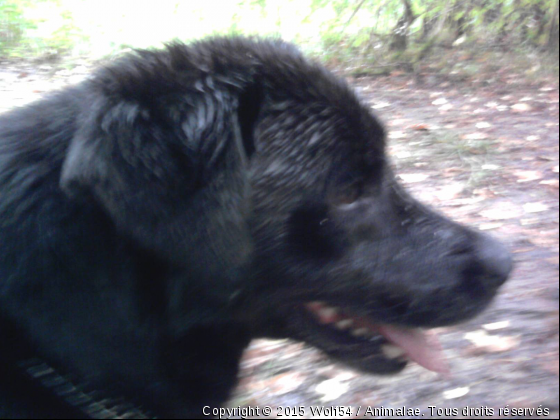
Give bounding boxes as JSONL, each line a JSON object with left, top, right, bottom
{"left": 0, "top": 38, "right": 510, "bottom": 418}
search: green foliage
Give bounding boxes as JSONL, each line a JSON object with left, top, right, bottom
{"left": 0, "top": 0, "right": 557, "bottom": 59}
{"left": 0, "top": 0, "right": 34, "bottom": 54}
{"left": 0, "top": 0, "right": 83, "bottom": 57}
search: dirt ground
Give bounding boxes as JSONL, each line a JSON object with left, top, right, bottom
{"left": 0, "top": 57, "right": 558, "bottom": 419}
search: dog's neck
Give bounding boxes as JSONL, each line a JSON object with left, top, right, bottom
{"left": 0, "top": 316, "right": 153, "bottom": 419}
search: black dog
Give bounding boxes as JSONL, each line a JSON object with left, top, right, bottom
{"left": 0, "top": 37, "right": 512, "bottom": 418}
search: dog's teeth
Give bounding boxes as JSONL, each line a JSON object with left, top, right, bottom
{"left": 382, "top": 344, "right": 407, "bottom": 359}
{"left": 351, "top": 328, "right": 369, "bottom": 337}
{"left": 318, "top": 307, "right": 338, "bottom": 319}
{"left": 335, "top": 319, "right": 353, "bottom": 330}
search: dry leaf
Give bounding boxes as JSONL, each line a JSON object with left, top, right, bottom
{"left": 483, "top": 321, "right": 511, "bottom": 331}
{"left": 435, "top": 185, "right": 464, "bottom": 201}
{"left": 479, "top": 222, "right": 504, "bottom": 231}
{"left": 410, "top": 123, "right": 431, "bottom": 131}
{"left": 520, "top": 218, "right": 540, "bottom": 226}
{"left": 463, "top": 132, "right": 489, "bottom": 140}
{"left": 515, "top": 170, "right": 543, "bottom": 183}
{"left": 399, "top": 174, "right": 430, "bottom": 183}
{"left": 482, "top": 164, "right": 501, "bottom": 171}
{"left": 464, "top": 330, "right": 520, "bottom": 353}
{"left": 444, "top": 167, "right": 466, "bottom": 174}
{"left": 511, "top": 103, "right": 532, "bottom": 112}
{"left": 372, "top": 102, "right": 390, "bottom": 110}
{"left": 315, "top": 378, "right": 349, "bottom": 402}
{"left": 540, "top": 180, "right": 559, "bottom": 189}
{"left": 394, "top": 151, "right": 412, "bottom": 159}
{"left": 443, "top": 387, "right": 470, "bottom": 400}
{"left": 523, "top": 202, "right": 549, "bottom": 213}
{"left": 473, "top": 188, "right": 496, "bottom": 198}
{"left": 480, "top": 203, "right": 522, "bottom": 220}
{"left": 432, "top": 98, "right": 448, "bottom": 106}
{"left": 389, "top": 131, "right": 407, "bottom": 139}
{"left": 265, "top": 372, "right": 306, "bottom": 395}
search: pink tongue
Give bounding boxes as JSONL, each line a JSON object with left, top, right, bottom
{"left": 377, "top": 324, "right": 450, "bottom": 376}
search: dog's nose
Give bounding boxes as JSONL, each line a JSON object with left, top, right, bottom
{"left": 474, "top": 234, "right": 513, "bottom": 290}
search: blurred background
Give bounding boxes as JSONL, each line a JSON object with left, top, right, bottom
{"left": 1, "top": 0, "right": 558, "bottom": 417}
{"left": 0, "top": 0, "right": 558, "bottom": 68}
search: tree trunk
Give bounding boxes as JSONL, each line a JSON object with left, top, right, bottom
{"left": 548, "top": 0, "right": 560, "bottom": 52}
{"left": 390, "top": 0, "right": 416, "bottom": 51}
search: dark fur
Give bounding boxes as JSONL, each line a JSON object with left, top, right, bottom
{"left": 0, "top": 38, "right": 511, "bottom": 418}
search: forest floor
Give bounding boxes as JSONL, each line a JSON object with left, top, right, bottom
{"left": 0, "top": 56, "right": 558, "bottom": 419}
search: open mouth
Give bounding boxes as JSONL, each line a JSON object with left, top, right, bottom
{"left": 304, "top": 302, "right": 450, "bottom": 375}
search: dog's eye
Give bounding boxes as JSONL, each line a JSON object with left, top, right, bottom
{"left": 330, "top": 182, "right": 364, "bottom": 206}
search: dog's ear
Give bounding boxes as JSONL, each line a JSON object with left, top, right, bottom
{"left": 60, "top": 75, "right": 264, "bottom": 266}
{"left": 236, "top": 78, "right": 264, "bottom": 160}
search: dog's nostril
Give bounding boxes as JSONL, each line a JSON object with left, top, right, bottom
{"left": 474, "top": 234, "right": 513, "bottom": 289}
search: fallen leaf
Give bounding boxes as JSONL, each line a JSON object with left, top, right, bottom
{"left": 315, "top": 378, "right": 349, "bottom": 402}
{"left": 473, "top": 188, "right": 497, "bottom": 198}
{"left": 511, "top": 103, "right": 532, "bottom": 113}
{"left": 523, "top": 202, "right": 549, "bottom": 213}
{"left": 432, "top": 98, "right": 448, "bottom": 106}
{"left": 540, "top": 180, "right": 559, "bottom": 189}
{"left": 443, "top": 387, "right": 470, "bottom": 400}
{"left": 444, "top": 167, "right": 466, "bottom": 174}
{"left": 453, "top": 36, "right": 466, "bottom": 46}
{"left": 483, "top": 321, "right": 511, "bottom": 331}
{"left": 480, "top": 203, "right": 523, "bottom": 220}
{"left": 372, "top": 102, "right": 391, "bottom": 110}
{"left": 265, "top": 372, "right": 306, "bottom": 395}
{"left": 520, "top": 218, "right": 540, "bottom": 226}
{"left": 389, "top": 118, "right": 409, "bottom": 126}
{"left": 394, "top": 151, "right": 412, "bottom": 159}
{"left": 410, "top": 123, "right": 431, "bottom": 131}
{"left": 482, "top": 164, "right": 501, "bottom": 171}
{"left": 515, "top": 170, "right": 543, "bottom": 183}
{"left": 435, "top": 185, "right": 464, "bottom": 201}
{"left": 389, "top": 131, "right": 407, "bottom": 139}
{"left": 479, "top": 222, "right": 504, "bottom": 231}
{"left": 464, "top": 330, "right": 520, "bottom": 353}
{"left": 463, "top": 132, "right": 489, "bottom": 140}
{"left": 399, "top": 173, "right": 430, "bottom": 183}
